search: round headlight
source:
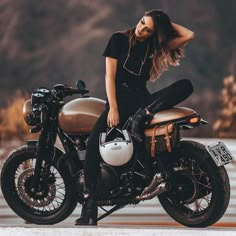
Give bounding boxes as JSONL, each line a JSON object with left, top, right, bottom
{"left": 22, "top": 100, "right": 39, "bottom": 126}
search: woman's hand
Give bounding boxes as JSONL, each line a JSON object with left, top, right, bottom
{"left": 107, "top": 107, "right": 119, "bottom": 128}
{"left": 167, "top": 22, "right": 194, "bottom": 50}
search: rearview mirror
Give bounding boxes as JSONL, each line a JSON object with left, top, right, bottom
{"left": 76, "top": 80, "right": 86, "bottom": 90}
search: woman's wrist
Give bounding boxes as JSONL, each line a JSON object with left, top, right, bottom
{"left": 109, "top": 105, "right": 118, "bottom": 112}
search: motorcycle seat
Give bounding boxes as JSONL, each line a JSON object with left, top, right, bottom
{"left": 149, "top": 107, "right": 196, "bottom": 126}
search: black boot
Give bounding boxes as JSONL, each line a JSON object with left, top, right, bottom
{"left": 75, "top": 191, "right": 97, "bottom": 225}
{"left": 125, "top": 108, "right": 153, "bottom": 142}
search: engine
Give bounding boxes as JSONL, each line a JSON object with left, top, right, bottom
{"left": 77, "top": 163, "right": 120, "bottom": 200}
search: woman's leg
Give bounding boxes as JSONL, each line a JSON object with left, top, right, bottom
{"left": 144, "top": 79, "right": 193, "bottom": 113}
{"left": 75, "top": 109, "right": 108, "bottom": 225}
{"left": 84, "top": 110, "right": 109, "bottom": 189}
{"left": 128, "top": 79, "right": 193, "bottom": 141}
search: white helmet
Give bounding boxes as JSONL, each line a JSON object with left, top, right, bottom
{"left": 99, "top": 128, "right": 133, "bottom": 166}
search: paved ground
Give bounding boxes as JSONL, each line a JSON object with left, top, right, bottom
{"left": 0, "top": 138, "right": 235, "bottom": 228}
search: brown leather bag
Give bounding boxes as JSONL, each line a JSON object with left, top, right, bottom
{"left": 145, "top": 123, "right": 180, "bottom": 157}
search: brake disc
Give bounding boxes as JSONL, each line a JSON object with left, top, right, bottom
{"left": 17, "top": 168, "right": 56, "bottom": 207}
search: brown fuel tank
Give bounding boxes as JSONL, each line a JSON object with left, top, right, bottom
{"left": 58, "top": 97, "right": 106, "bottom": 134}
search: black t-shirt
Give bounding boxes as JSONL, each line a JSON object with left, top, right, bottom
{"left": 103, "top": 32, "right": 152, "bottom": 90}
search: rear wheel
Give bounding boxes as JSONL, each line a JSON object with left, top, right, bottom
{"left": 158, "top": 140, "right": 230, "bottom": 227}
{"left": 1, "top": 145, "right": 78, "bottom": 224}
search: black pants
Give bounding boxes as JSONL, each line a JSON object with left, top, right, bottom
{"left": 84, "top": 79, "right": 193, "bottom": 189}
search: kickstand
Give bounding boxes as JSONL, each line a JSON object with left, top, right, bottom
{"left": 97, "top": 204, "right": 124, "bottom": 221}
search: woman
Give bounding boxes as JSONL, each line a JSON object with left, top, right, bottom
{"left": 75, "top": 9, "right": 194, "bottom": 225}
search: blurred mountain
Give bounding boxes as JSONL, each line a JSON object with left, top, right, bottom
{"left": 0, "top": 0, "right": 235, "bottom": 136}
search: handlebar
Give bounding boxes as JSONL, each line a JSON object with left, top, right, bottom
{"left": 53, "top": 83, "right": 89, "bottom": 99}
{"left": 31, "top": 81, "right": 89, "bottom": 107}
{"left": 64, "top": 87, "right": 89, "bottom": 96}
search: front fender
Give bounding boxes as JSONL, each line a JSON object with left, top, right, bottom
{"left": 26, "top": 140, "right": 38, "bottom": 148}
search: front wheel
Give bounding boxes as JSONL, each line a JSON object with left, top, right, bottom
{"left": 158, "top": 140, "right": 230, "bottom": 227}
{"left": 1, "top": 145, "right": 78, "bottom": 224}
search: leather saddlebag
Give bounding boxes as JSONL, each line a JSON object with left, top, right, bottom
{"left": 144, "top": 123, "right": 180, "bottom": 157}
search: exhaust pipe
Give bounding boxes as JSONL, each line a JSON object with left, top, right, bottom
{"left": 139, "top": 173, "right": 163, "bottom": 197}
{"left": 136, "top": 182, "right": 169, "bottom": 201}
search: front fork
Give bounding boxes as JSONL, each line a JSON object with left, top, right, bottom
{"left": 31, "top": 129, "right": 54, "bottom": 193}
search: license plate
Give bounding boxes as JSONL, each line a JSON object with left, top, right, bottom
{"left": 206, "top": 141, "right": 233, "bottom": 166}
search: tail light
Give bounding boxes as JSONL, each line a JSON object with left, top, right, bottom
{"left": 188, "top": 116, "right": 201, "bottom": 124}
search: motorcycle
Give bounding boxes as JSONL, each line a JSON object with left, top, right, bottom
{"left": 0, "top": 80, "right": 233, "bottom": 227}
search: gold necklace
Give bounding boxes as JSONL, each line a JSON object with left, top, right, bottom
{"left": 123, "top": 41, "right": 150, "bottom": 76}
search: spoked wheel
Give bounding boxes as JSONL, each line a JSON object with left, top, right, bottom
{"left": 1, "top": 145, "right": 78, "bottom": 224}
{"left": 158, "top": 140, "right": 230, "bottom": 227}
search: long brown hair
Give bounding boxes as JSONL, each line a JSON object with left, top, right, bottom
{"left": 124, "top": 9, "right": 184, "bottom": 81}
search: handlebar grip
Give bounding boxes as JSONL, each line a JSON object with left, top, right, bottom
{"left": 66, "top": 88, "right": 89, "bottom": 96}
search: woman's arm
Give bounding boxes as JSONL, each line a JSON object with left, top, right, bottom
{"left": 105, "top": 57, "right": 119, "bottom": 127}
{"left": 167, "top": 22, "right": 195, "bottom": 50}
